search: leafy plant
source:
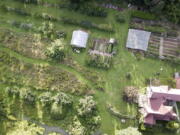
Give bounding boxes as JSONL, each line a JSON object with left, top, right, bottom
{"left": 45, "top": 39, "right": 66, "bottom": 61}
{"left": 131, "top": 10, "right": 157, "bottom": 20}
{"left": 116, "top": 14, "right": 126, "bottom": 23}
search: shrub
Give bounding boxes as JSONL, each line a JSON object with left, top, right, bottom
{"left": 87, "top": 55, "right": 112, "bottom": 69}
{"left": 4, "top": 6, "right": 31, "bottom": 16}
{"left": 123, "top": 86, "right": 139, "bottom": 103}
{"left": 61, "top": 17, "right": 114, "bottom": 33}
{"left": 20, "top": 88, "right": 36, "bottom": 104}
{"left": 131, "top": 10, "right": 157, "bottom": 20}
{"left": 50, "top": 102, "right": 64, "bottom": 120}
{"left": 45, "top": 39, "right": 66, "bottom": 61}
{"left": 166, "top": 121, "right": 180, "bottom": 131}
{"left": 79, "top": 4, "right": 107, "bottom": 17}
{"left": 50, "top": 92, "right": 73, "bottom": 120}
{"left": 52, "top": 92, "right": 73, "bottom": 106}
{"left": 115, "top": 127, "right": 142, "bottom": 135}
{"left": 116, "top": 14, "right": 126, "bottom": 23}
{"left": 38, "top": 22, "right": 66, "bottom": 40}
{"left": 38, "top": 92, "right": 53, "bottom": 107}
{"left": 10, "top": 21, "right": 33, "bottom": 31}
{"left": 38, "top": 22, "right": 55, "bottom": 39}
{"left": 77, "top": 96, "right": 97, "bottom": 117}
{"left": 5, "top": 86, "right": 20, "bottom": 97}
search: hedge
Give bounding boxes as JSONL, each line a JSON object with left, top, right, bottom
{"left": 131, "top": 10, "right": 157, "bottom": 20}
{"left": 61, "top": 17, "right": 114, "bottom": 33}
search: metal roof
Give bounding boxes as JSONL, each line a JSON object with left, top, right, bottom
{"left": 126, "top": 29, "right": 151, "bottom": 51}
{"left": 71, "top": 30, "right": 89, "bottom": 48}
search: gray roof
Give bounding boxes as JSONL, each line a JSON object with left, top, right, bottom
{"left": 71, "top": 30, "right": 89, "bottom": 48}
{"left": 126, "top": 29, "right": 151, "bottom": 51}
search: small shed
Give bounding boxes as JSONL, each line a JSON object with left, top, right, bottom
{"left": 71, "top": 30, "right": 89, "bottom": 48}
{"left": 126, "top": 29, "right": 151, "bottom": 51}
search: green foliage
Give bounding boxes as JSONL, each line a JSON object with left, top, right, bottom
{"left": 38, "top": 92, "right": 53, "bottom": 107}
{"left": 45, "top": 39, "right": 66, "bottom": 61}
{"left": 68, "top": 116, "right": 86, "bottom": 135}
{"left": 131, "top": 10, "right": 157, "bottom": 20}
{"left": 166, "top": 121, "right": 180, "bottom": 131}
{"left": 77, "top": 96, "right": 97, "bottom": 117}
{"left": 115, "top": 127, "right": 142, "bottom": 135}
{"left": 38, "top": 22, "right": 55, "bottom": 40}
{"left": 52, "top": 92, "right": 73, "bottom": 106}
{"left": 116, "top": 14, "right": 126, "bottom": 23}
{"left": 20, "top": 88, "right": 36, "bottom": 104}
{"left": 6, "top": 120, "right": 44, "bottom": 135}
{"left": 87, "top": 55, "right": 112, "bottom": 69}
{"left": 61, "top": 17, "right": 114, "bottom": 33}
{"left": 0, "top": 98, "right": 7, "bottom": 118}
{"left": 5, "top": 86, "right": 20, "bottom": 97}
{"left": 78, "top": 3, "right": 107, "bottom": 17}
{"left": 2, "top": 5, "right": 31, "bottom": 16}
{"left": 50, "top": 92, "right": 73, "bottom": 120}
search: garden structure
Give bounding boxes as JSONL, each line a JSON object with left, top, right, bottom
{"left": 88, "top": 38, "right": 116, "bottom": 68}
{"left": 126, "top": 28, "right": 180, "bottom": 62}
{"left": 148, "top": 34, "right": 180, "bottom": 60}
{"left": 70, "top": 30, "right": 89, "bottom": 48}
{"left": 138, "top": 76, "right": 180, "bottom": 125}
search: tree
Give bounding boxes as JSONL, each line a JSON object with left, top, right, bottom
{"left": 115, "top": 127, "right": 142, "bottom": 135}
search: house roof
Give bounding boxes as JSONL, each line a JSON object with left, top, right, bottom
{"left": 176, "top": 78, "right": 180, "bottom": 89}
{"left": 140, "top": 85, "right": 180, "bottom": 125}
{"left": 126, "top": 29, "right": 151, "bottom": 51}
{"left": 71, "top": 30, "right": 89, "bottom": 48}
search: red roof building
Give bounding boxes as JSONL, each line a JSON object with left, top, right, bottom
{"left": 139, "top": 85, "right": 180, "bottom": 125}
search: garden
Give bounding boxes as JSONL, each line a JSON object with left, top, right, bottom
{"left": 0, "top": 0, "right": 180, "bottom": 135}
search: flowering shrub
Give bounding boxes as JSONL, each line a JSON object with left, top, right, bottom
{"left": 45, "top": 39, "right": 66, "bottom": 61}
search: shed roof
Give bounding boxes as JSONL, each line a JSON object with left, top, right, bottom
{"left": 126, "top": 29, "right": 151, "bottom": 51}
{"left": 71, "top": 30, "right": 89, "bottom": 48}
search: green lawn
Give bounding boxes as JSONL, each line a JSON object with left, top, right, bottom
{"left": 0, "top": 0, "right": 180, "bottom": 135}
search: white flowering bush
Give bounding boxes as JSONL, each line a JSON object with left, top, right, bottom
{"left": 38, "top": 22, "right": 54, "bottom": 39}
{"left": 50, "top": 92, "right": 73, "bottom": 119}
{"left": 6, "top": 120, "right": 44, "bottom": 135}
{"left": 77, "top": 96, "right": 97, "bottom": 116}
{"left": 68, "top": 116, "right": 86, "bottom": 135}
{"left": 115, "top": 127, "right": 142, "bottom": 135}
{"left": 46, "top": 39, "right": 66, "bottom": 61}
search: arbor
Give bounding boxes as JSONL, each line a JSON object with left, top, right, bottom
{"left": 115, "top": 127, "right": 142, "bottom": 135}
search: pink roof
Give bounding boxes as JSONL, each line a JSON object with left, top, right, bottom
{"left": 140, "top": 85, "right": 180, "bottom": 125}
{"left": 176, "top": 78, "right": 180, "bottom": 89}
